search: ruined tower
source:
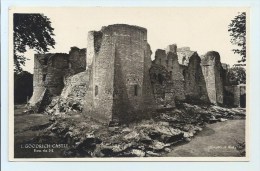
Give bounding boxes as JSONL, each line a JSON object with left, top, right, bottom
{"left": 85, "top": 24, "right": 155, "bottom": 123}
{"left": 201, "top": 51, "right": 224, "bottom": 105}
{"left": 29, "top": 48, "right": 86, "bottom": 111}
{"left": 29, "top": 53, "right": 69, "bottom": 110}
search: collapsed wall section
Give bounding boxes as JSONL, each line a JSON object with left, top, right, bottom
{"left": 29, "top": 47, "right": 87, "bottom": 112}
{"left": 29, "top": 53, "right": 69, "bottom": 111}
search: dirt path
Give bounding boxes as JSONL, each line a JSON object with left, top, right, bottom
{"left": 166, "top": 119, "right": 245, "bottom": 157}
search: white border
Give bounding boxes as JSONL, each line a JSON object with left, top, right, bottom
{"left": 8, "top": 6, "right": 250, "bottom": 162}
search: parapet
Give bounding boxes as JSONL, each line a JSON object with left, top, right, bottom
{"left": 101, "top": 24, "right": 147, "bottom": 34}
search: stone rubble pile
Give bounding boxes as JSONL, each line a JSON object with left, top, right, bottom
{"left": 38, "top": 102, "right": 245, "bottom": 157}
{"left": 45, "top": 97, "right": 83, "bottom": 115}
{"left": 61, "top": 119, "right": 189, "bottom": 157}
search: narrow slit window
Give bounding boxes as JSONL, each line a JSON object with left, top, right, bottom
{"left": 95, "top": 85, "right": 98, "bottom": 96}
{"left": 134, "top": 85, "right": 138, "bottom": 96}
{"left": 42, "top": 74, "right": 46, "bottom": 81}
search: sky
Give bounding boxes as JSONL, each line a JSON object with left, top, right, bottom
{"left": 11, "top": 7, "right": 248, "bottom": 73}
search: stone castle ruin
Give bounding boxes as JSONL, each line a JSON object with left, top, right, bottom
{"left": 28, "top": 24, "right": 246, "bottom": 123}
{"left": 29, "top": 47, "right": 86, "bottom": 111}
{"left": 84, "top": 24, "right": 155, "bottom": 122}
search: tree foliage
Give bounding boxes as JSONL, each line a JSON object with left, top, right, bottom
{"left": 14, "top": 71, "right": 33, "bottom": 104}
{"left": 227, "top": 67, "right": 246, "bottom": 85}
{"left": 228, "top": 12, "right": 246, "bottom": 63}
{"left": 13, "top": 13, "right": 55, "bottom": 72}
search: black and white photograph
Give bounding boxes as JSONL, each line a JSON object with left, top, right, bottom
{"left": 9, "top": 7, "right": 249, "bottom": 161}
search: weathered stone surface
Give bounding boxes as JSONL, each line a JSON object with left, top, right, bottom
{"left": 32, "top": 53, "right": 69, "bottom": 97}
{"left": 28, "top": 23, "right": 244, "bottom": 125}
{"left": 69, "top": 47, "right": 86, "bottom": 75}
{"left": 177, "top": 47, "right": 195, "bottom": 66}
{"left": 29, "top": 47, "right": 86, "bottom": 111}
{"left": 166, "top": 44, "right": 177, "bottom": 54}
{"left": 183, "top": 52, "right": 209, "bottom": 103}
{"left": 85, "top": 24, "right": 155, "bottom": 123}
{"left": 224, "top": 84, "right": 246, "bottom": 108}
{"left": 201, "top": 51, "right": 224, "bottom": 105}
{"left": 61, "top": 71, "right": 89, "bottom": 99}
{"left": 154, "top": 49, "right": 167, "bottom": 66}
{"left": 166, "top": 52, "right": 185, "bottom": 101}
{"left": 150, "top": 44, "right": 185, "bottom": 109}
{"left": 149, "top": 64, "right": 175, "bottom": 108}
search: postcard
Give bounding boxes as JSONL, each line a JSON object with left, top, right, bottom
{"left": 9, "top": 7, "right": 249, "bottom": 161}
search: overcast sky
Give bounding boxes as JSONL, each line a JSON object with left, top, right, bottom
{"left": 12, "top": 7, "right": 247, "bottom": 73}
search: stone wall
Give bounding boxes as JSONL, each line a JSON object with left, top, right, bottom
{"left": 69, "top": 47, "right": 86, "bottom": 75}
{"left": 29, "top": 48, "right": 86, "bottom": 111}
{"left": 85, "top": 24, "right": 155, "bottom": 123}
{"left": 61, "top": 71, "right": 89, "bottom": 99}
{"left": 46, "top": 53, "right": 69, "bottom": 95}
{"left": 150, "top": 64, "right": 175, "bottom": 108}
{"left": 177, "top": 47, "right": 195, "bottom": 66}
{"left": 154, "top": 49, "right": 167, "bottom": 66}
{"left": 29, "top": 24, "right": 240, "bottom": 121}
{"left": 201, "top": 51, "right": 224, "bottom": 105}
{"left": 184, "top": 52, "right": 209, "bottom": 103}
{"left": 166, "top": 44, "right": 177, "bottom": 54}
{"left": 221, "top": 63, "right": 230, "bottom": 86}
{"left": 31, "top": 53, "right": 69, "bottom": 97}
{"left": 166, "top": 51, "right": 185, "bottom": 101}
{"left": 224, "top": 84, "right": 246, "bottom": 108}
{"left": 150, "top": 44, "right": 186, "bottom": 109}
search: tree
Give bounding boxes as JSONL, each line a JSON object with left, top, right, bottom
{"left": 227, "top": 67, "right": 246, "bottom": 85}
{"left": 228, "top": 12, "right": 246, "bottom": 63}
{"left": 13, "top": 13, "right": 55, "bottom": 72}
{"left": 14, "top": 71, "right": 33, "bottom": 104}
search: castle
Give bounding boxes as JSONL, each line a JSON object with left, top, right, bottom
{"left": 29, "top": 24, "right": 246, "bottom": 123}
